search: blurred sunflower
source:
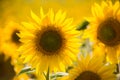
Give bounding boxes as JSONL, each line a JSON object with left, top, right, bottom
{"left": 13, "top": 74, "right": 29, "bottom": 80}
{"left": 18, "top": 8, "right": 80, "bottom": 75}
{"left": 84, "top": 1, "right": 120, "bottom": 63}
{"left": 62, "top": 54, "right": 116, "bottom": 80}
{"left": 0, "top": 28, "right": 2, "bottom": 52}
{"left": 0, "top": 53, "right": 16, "bottom": 80}
{"left": 2, "top": 20, "right": 21, "bottom": 59}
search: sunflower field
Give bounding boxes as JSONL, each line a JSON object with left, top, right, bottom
{"left": 0, "top": 0, "right": 120, "bottom": 80}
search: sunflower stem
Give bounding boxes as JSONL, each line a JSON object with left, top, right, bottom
{"left": 117, "top": 64, "right": 119, "bottom": 73}
{"left": 117, "top": 64, "right": 120, "bottom": 80}
{"left": 46, "top": 68, "right": 50, "bottom": 80}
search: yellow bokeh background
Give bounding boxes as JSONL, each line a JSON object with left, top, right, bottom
{"left": 0, "top": 0, "right": 101, "bottom": 27}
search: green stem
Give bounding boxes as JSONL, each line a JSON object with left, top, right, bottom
{"left": 117, "top": 63, "right": 120, "bottom": 73}
{"left": 115, "top": 64, "right": 120, "bottom": 74}
{"left": 46, "top": 68, "right": 50, "bottom": 80}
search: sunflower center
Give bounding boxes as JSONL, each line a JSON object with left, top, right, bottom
{"left": 98, "top": 25, "right": 116, "bottom": 41}
{"left": 75, "top": 71, "right": 101, "bottom": 80}
{"left": 39, "top": 30, "right": 62, "bottom": 54}
{"left": 97, "top": 18, "right": 120, "bottom": 46}
{"left": 11, "top": 30, "right": 21, "bottom": 44}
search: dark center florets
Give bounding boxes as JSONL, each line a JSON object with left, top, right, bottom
{"left": 75, "top": 71, "right": 101, "bottom": 80}
{"left": 11, "top": 30, "right": 21, "bottom": 44}
{"left": 36, "top": 29, "right": 63, "bottom": 55}
{"left": 97, "top": 18, "right": 120, "bottom": 46}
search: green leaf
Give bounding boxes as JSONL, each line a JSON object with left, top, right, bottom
{"left": 17, "top": 67, "right": 35, "bottom": 76}
{"left": 76, "top": 20, "right": 89, "bottom": 30}
{"left": 66, "top": 66, "right": 73, "bottom": 72}
{"left": 50, "top": 72, "right": 68, "bottom": 79}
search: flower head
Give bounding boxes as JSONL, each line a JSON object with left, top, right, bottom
{"left": 18, "top": 8, "right": 80, "bottom": 75}
{"left": 64, "top": 54, "right": 116, "bottom": 80}
{"left": 84, "top": 1, "right": 120, "bottom": 63}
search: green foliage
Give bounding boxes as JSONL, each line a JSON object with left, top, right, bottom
{"left": 76, "top": 20, "right": 89, "bottom": 30}
{"left": 50, "top": 72, "right": 68, "bottom": 80}
{"left": 17, "top": 67, "right": 35, "bottom": 76}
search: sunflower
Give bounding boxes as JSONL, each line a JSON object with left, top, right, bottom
{"left": 18, "top": 8, "right": 80, "bottom": 75}
{"left": 1, "top": 20, "right": 21, "bottom": 59}
{"left": 0, "top": 28, "right": 2, "bottom": 52}
{"left": 84, "top": 1, "right": 120, "bottom": 63}
{"left": 0, "top": 53, "right": 16, "bottom": 80}
{"left": 63, "top": 54, "right": 116, "bottom": 80}
{"left": 13, "top": 74, "right": 29, "bottom": 80}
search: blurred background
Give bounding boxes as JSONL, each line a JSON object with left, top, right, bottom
{"left": 0, "top": 0, "right": 101, "bottom": 27}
